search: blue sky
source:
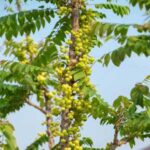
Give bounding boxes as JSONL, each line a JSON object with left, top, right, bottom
{"left": 0, "top": 0, "right": 150, "bottom": 149}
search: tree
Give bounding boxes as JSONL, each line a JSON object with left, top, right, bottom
{"left": 0, "top": 0, "right": 149, "bottom": 149}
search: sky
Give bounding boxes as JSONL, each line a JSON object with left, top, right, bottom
{"left": 0, "top": 0, "right": 150, "bottom": 149}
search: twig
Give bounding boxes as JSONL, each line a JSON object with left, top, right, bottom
{"left": 26, "top": 99, "right": 46, "bottom": 114}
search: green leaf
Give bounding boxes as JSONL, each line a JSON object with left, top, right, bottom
{"left": 111, "top": 50, "right": 121, "bottom": 66}
{"left": 73, "top": 69, "right": 86, "bottom": 81}
{"left": 91, "top": 95, "right": 115, "bottom": 124}
{"left": 26, "top": 134, "right": 48, "bottom": 150}
{"left": 33, "top": 43, "right": 58, "bottom": 67}
{"left": 113, "top": 96, "right": 130, "bottom": 108}
{"left": 104, "top": 54, "right": 110, "bottom": 66}
{"left": 130, "top": 84, "right": 149, "bottom": 107}
{"left": 129, "top": 139, "right": 135, "bottom": 148}
{"left": 95, "top": 3, "right": 130, "bottom": 16}
{"left": 80, "top": 137, "right": 93, "bottom": 147}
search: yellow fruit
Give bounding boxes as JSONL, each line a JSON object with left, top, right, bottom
{"left": 68, "top": 112, "right": 74, "bottom": 119}
{"left": 46, "top": 113, "right": 52, "bottom": 118}
{"left": 80, "top": 15, "right": 86, "bottom": 20}
{"left": 65, "top": 99, "right": 72, "bottom": 104}
{"left": 64, "top": 148, "right": 71, "bottom": 150}
{"left": 66, "top": 105, "right": 71, "bottom": 109}
{"left": 73, "top": 83, "right": 78, "bottom": 88}
{"left": 69, "top": 141, "right": 74, "bottom": 146}
{"left": 74, "top": 140, "right": 79, "bottom": 145}
{"left": 52, "top": 108, "right": 60, "bottom": 116}
{"left": 76, "top": 42, "right": 82, "bottom": 47}
{"left": 46, "top": 92, "right": 54, "bottom": 98}
{"left": 20, "top": 60, "right": 28, "bottom": 64}
{"left": 61, "top": 139, "right": 66, "bottom": 143}
{"left": 62, "top": 130, "right": 68, "bottom": 136}
{"left": 66, "top": 39, "right": 73, "bottom": 45}
{"left": 64, "top": 55, "right": 69, "bottom": 60}
{"left": 37, "top": 74, "right": 46, "bottom": 82}
{"left": 77, "top": 106, "right": 82, "bottom": 110}
{"left": 56, "top": 68, "right": 63, "bottom": 75}
{"left": 61, "top": 107, "right": 66, "bottom": 111}
{"left": 65, "top": 77, "right": 71, "bottom": 82}
{"left": 71, "top": 30, "right": 76, "bottom": 35}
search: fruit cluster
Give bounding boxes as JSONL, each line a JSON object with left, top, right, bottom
{"left": 43, "top": 1, "right": 98, "bottom": 148}
{"left": 5, "top": 36, "right": 38, "bottom": 64}
{"left": 57, "top": 6, "right": 72, "bottom": 16}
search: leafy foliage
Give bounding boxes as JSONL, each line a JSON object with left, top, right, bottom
{"left": 99, "top": 35, "right": 150, "bottom": 66}
{"left": 0, "top": 120, "right": 18, "bottom": 150}
{"left": 129, "top": 0, "right": 150, "bottom": 10}
{"left": 47, "top": 16, "right": 71, "bottom": 45}
{"left": 95, "top": 3, "right": 130, "bottom": 17}
{"left": 130, "top": 84, "right": 149, "bottom": 107}
{"left": 0, "top": 83, "right": 28, "bottom": 117}
{"left": 26, "top": 134, "right": 48, "bottom": 150}
{"left": 93, "top": 83, "right": 150, "bottom": 149}
{"left": 80, "top": 137, "right": 93, "bottom": 147}
{"left": 91, "top": 95, "right": 115, "bottom": 124}
{"left": 32, "top": 43, "right": 58, "bottom": 67}
{"left": 0, "top": 9, "right": 54, "bottom": 40}
{"left": 92, "top": 22, "right": 129, "bottom": 42}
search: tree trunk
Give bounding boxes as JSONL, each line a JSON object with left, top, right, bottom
{"left": 60, "top": 0, "right": 80, "bottom": 149}
{"left": 69, "top": 0, "right": 80, "bottom": 60}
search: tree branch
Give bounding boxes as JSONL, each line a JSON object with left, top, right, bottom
{"left": 110, "top": 125, "right": 119, "bottom": 150}
{"left": 43, "top": 87, "right": 55, "bottom": 150}
{"left": 26, "top": 99, "right": 46, "bottom": 114}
